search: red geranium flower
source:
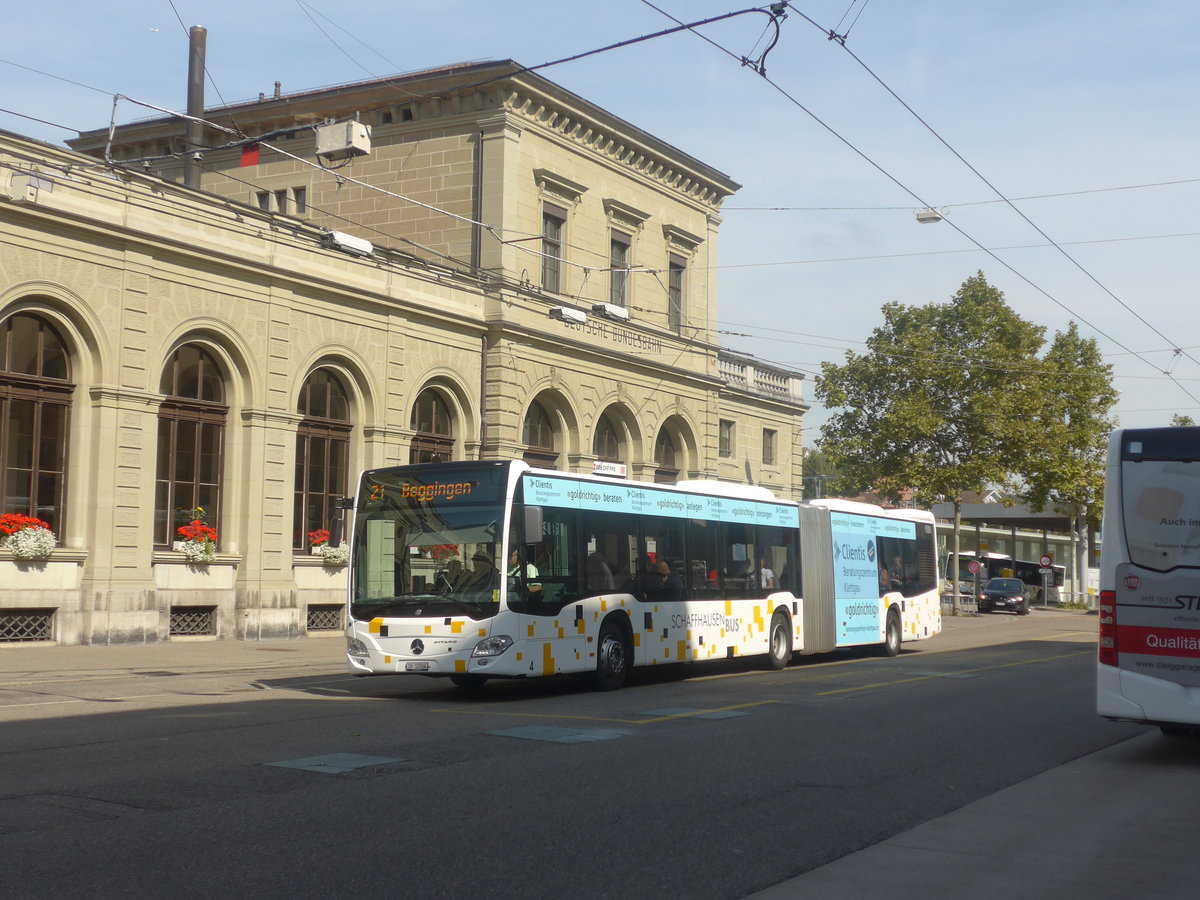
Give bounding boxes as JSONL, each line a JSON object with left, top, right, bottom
{"left": 0, "top": 513, "right": 51, "bottom": 536}
{"left": 176, "top": 520, "right": 218, "bottom": 543}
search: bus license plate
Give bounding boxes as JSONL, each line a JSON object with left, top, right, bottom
{"left": 405, "top": 661, "right": 430, "bottom": 672}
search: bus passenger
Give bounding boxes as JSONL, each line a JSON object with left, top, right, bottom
{"left": 508, "top": 548, "right": 542, "bottom": 600}
{"left": 759, "top": 557, "right": 777, "bottom": 590}
{"left": 585, "top": 552, "right": 614, "bottom": 591}
{"left": 650, "top": 561, "right": 682, "bottom": 601}
{"left": 463, "top": 550, "right": 498, "bottom": 592}
{"left": 437, "top": 558, "right": 465, "bottom": 592}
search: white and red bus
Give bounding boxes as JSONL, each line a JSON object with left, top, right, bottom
{"left": 343, "top": 460, "right": 941, "bottom": 690}
{"left": 1098, "top": 426, "right": 1200, "bottom": 734}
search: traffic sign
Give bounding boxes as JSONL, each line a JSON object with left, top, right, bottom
{"left": 1039, "top": 567, "right": 1054, "bottom": 575}
{"left": 1040, "top": 554, "right": 1053, "bottom": 568}
{"left": 967, "top": 560, "right": 982, "bottom": 574}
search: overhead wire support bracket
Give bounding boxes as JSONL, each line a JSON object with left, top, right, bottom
{"left": 741, "top": 3, "right": 789, "bottom": 75}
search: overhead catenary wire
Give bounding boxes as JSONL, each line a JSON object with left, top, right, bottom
{"left": 295, "top": 0, "right": 408, "bottom": 79}
{"left": 724, "top": 176, "right": 1200, "bottom": 211}
{"left": 781, "top": 1, "right": 1200, "bottom": 381}
{"left": 637, "top": 0, "right": 1200, "bottom": 406}
{"left": 0, "top": 107, "right": 78, "bottom": 133}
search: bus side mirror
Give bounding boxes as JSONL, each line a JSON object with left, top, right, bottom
{"left": 330, "top": 497, "right": 355, "bottom": 546}
{"left": 524, "top": 506, "right": 543, "bottom": 542}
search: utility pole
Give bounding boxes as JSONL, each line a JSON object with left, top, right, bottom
{"left": 183, "top": 25, "right": 206, "bottom": 190}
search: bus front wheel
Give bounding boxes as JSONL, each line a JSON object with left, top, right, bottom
{"left": 591, "top": 618, "right": 630, "bottom": 691}
{"left": 766, "top": 611, "right": 792, "bottom": 670}
{"left": 881, "top": 608, "right": 901, "bottom": 657}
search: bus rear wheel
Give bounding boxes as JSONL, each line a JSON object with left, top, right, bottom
{"left": 766, "top": 611, "right": 792, "bottom": 670}
{"left": 881, "top": 608, "right": 901, "bottom": 657}
{"left": 591, "top": 618, "right": 630, "bottom": 691}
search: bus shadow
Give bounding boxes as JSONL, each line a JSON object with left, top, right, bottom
{"left": 257, "top": 644, "right": 904, "bottom": 702}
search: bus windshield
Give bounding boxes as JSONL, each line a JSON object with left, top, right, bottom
{"left": 1120, "top": 432, "right": 1200, "bottom": 571}
{"left": 350, "top": 462, "right": 509, "bottom": 621}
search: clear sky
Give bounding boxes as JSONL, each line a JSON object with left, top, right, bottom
{"left": 3, "top": 1, "right": 1197, "bottom": 443}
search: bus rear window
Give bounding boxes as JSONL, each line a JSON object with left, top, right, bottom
{"left": 1121, "top": 458, "right": 1200, "bottom": 571}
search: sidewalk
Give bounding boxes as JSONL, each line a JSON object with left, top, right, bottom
{"left": 748, "top": 608, "right": 1200, "bottom": 900}
{"left": 0, "top": 633, "right": 344, "bottom": 681}
{"left": 749, "top": 728, "right": 1199, "bottom": 899}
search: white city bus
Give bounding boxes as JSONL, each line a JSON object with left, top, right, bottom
{"left": 1098, "top": 426, "right": 1200, "bottom": 734}
{"left": 344, "top": 461, "right": 941, "bottom": 690}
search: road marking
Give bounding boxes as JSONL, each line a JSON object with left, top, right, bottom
{"left": 433, "top": 699, "right": 777, "bottom": 726}
{"left": 1031, "top": 630, "right": 1095, "bottom": 642}
{"left": 815, "top": 648, "right": 1091, "bottom": 696}
{"left": 489, "top": 725, "right": 630, "bottom": 743}
{"left": 265, "top": 753, "right": 403, "bottom": 774}
{"left": 637, "top": 706, "right": 751, "bottom": 720}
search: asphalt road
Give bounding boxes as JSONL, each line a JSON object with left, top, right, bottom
{"left": 0, "top": 611, "right": 1190, "bottom": 899}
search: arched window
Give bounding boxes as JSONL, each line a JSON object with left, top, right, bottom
{"left": 294, "top": 368, "right": 351, "bottom": 551}
{"left": 155, "top": 344, "right": 226, "bottom": 548}
{"left": 409, "top": 388, "right": 453, "bottom": 464}
{"left": 594, "top": 414, "right": 622, "bottom": 462}
{"left": 654, "top": 429, "right": 679, "bottom": 483}
{"left": 0, "top": 313, "right": 73, "bottom": 535}
{"left": 522, "top": 399, "right": 558, "bottom": 468}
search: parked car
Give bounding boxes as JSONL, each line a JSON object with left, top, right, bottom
{"left": 978, "top": 577, "right": 1030, "bottom": 615}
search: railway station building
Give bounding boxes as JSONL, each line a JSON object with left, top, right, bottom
{"left": 0, "top": 60, "right": 807, "bottom": 645}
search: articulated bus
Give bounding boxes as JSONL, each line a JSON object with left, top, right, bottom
{"left": 344, "top": 460, "right": 941, "bottom": 690}
{"left": 1098, "top": 427, "right": 1200, "bottom": 734}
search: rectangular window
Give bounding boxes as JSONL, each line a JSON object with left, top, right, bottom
{"left": 609, "top": 230, "right": 631, "bottom": 307}
{"left": 719, "top": 419, "right": 735, "bottom": 458}
{"left": 763, "top": 429, "right": 777, "bottom": 465}
{"left": 256, "top": 191, "right": 271, "bottom": 211}
{"left": 293, "top": 430, "right": 350, "bottom": 551}
{"left": 0, "top": 394, "right": 69, "bottom": 536}
{"left": 668, "top": 254, "right": 686, "bottom": 332}
{"left": 292, "top": 186, "right": 307, "bottom": 215}
{"left": 274, "top": 189, "right": 289, "bottom": 214}
{"left": 541, "top": 203, "right": 566, "bottom": 294}
{"left": 154, "top": 414, "right": 224, "bottom": 547}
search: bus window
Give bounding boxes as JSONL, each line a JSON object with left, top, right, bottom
{"left": 640, "top": 516, "right": 685, "bottom": 601}
{"left": 580, "top": 509, "right": 635, "bottom": 598}
{"left": 683, "top": 518, "right": 718, "bottom": 598}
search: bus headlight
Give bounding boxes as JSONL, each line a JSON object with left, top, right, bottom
{"left": 472, "top": 635, "right": 514, "bottom": 658}
{"left": 347, "top": 639, "right": 371, "bottom": 660}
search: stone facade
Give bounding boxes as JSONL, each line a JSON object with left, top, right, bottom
{"left": 0, "top": 61, "right": 806, "bottom": 646}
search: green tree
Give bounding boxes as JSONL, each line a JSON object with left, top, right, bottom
{"left": 1021, "top": 323, "right": 1117, "bottom": 598}
{"left": 1171, "top": 414, "right": 1196, "bottom": 427}
{"left": 816, "top": 272, "right": 1045, "bottom": 612}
